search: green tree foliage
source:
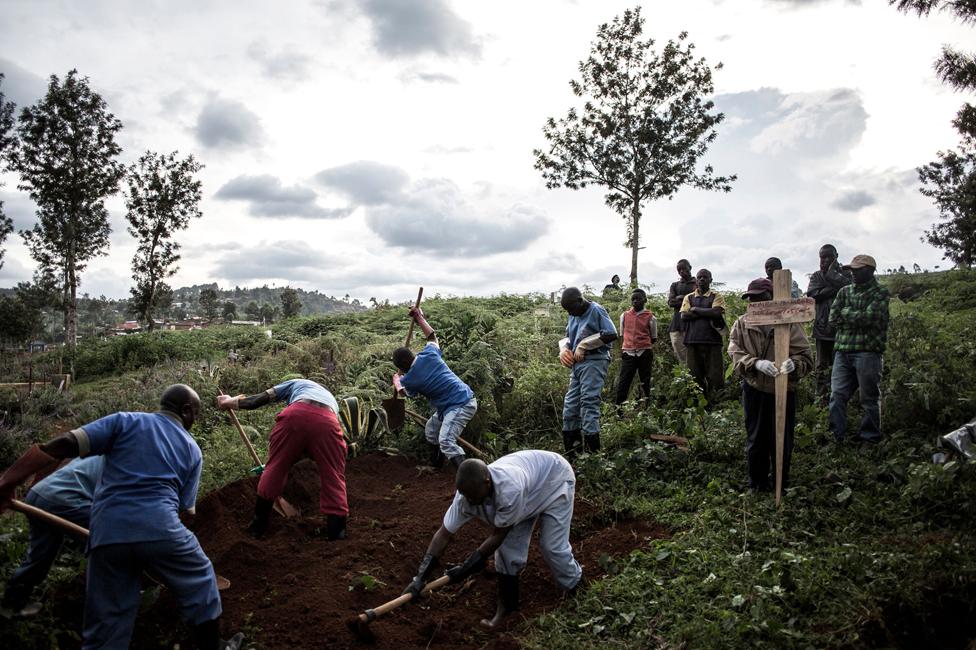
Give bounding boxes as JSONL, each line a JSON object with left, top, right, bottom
{"left": 10, "top": 70, "right": 124, "bottom": 349}
{"left": 124, "top": 151, "right": 204, "bottom": 329}
{"left": 0, "top": 73, "right": 16, "bottom": 271}
{"left": 222, "top": 300, "right": 237, "bottom": 320}
{"left": 0, "top": 294, "right": 39, "bottom": 347}
{"left": 260, "top": 303, "right": 278, "bottom": 324}
{"left": 244, "top": 300, "right": 261, "bottom": 320}
{"left": 280, "top": 286, "right": 302, "bottom": 318}
{"left": 199, "top": 287, "right": 219, "bottom": 320}
{"left": 534, "top": 7, "right": 735, "bottom": 286}
{"left": 892, "top": 0, "right": 976, "bottom": 265}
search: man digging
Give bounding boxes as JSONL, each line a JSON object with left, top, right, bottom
{"left": 393, "top": 306, "right": 477, "bottom": 470}
{"left": 403, "top": 450, "right": 583, "bottom": 632}
{"left": 0, "top": 384, "right": 243, "bottom": 650}
{"left": 217, "top": 375, "right": 348, "bottom": 540}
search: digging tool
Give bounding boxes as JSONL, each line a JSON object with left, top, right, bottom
{"left": 382, "top": 287, "right": 424, "bottom": 430}
{"left": 220, "top": 389, "right": 299, "bottom": 518}
{"left": 347, "top": 574, "right": 450, "bottom": 642}
{"left": 9, "top": 499, "right": 231, "bottom": 591}
{"left": 404, "top": 408, "right": 487, "bottom": 459}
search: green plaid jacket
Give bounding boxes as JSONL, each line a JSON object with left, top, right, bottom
{"left": 828, "top": 278, "right": 890, "bottom": 353}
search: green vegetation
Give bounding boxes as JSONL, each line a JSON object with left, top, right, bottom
{"left": 1, "top": 271, "right": 974, "bottom": 648}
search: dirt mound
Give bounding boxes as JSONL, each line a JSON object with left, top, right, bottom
{"left": 133, "top": 453, "right": 667, "bottom": 649}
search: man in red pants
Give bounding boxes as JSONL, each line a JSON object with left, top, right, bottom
{"left": 217, "top": 377, "right": 347, "bottom": 540}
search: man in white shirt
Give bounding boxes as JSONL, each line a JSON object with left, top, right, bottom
{"left": 402, "top": 450, "right": 582, "bottom": 631}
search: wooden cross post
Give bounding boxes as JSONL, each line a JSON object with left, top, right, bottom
{"left": 743, "top": 270, "right": 815, "bottom": 506}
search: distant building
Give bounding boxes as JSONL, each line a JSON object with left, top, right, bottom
{"left": 107, "top": 321, "right": 143, "bottom": 336}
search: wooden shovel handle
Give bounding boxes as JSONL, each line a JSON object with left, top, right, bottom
{"left": 404, "top": 287, "right": 424, "bottom": 347}
{"left": 220, "top": 389, "right": 263, "bottom": 467}
{"left": 358, "top": 574, "right": 451, "bottom": 622}
{"left": 11, "top": 499, "right": 89, "bottom": 537}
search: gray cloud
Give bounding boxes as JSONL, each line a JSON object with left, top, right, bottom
{"left": 215, "top": 174, "right": 353, "bottom": 219}
{"left": 0, "top": 192, "right": 37, "bottom": 231}
{"left": 0, "top": 58, "right": 46, "bottom": 109}
{"left": 194, "top": 97, "right": 264, "bottom": 150}
{"left": 831, "top": 190, "right": 876, "bottom": 212}
{"left": 364, "top": 178, "right": 549, "bottom": 256}
{"left": 424, "top": 144, "right": 475, "bottom": 155}
{"left": 246, "top": 42, "right": 311, "bottom": 81}
{"left": 747, "top": 88, "right": 867, "bottom": 158}
{"left": 315, "top": 160, "right": 410, "bottom": 205}
{"left": 401, "top": 71, "right": 459, "bottom": 84}
{"left": 356, "top": 0, "right": 481, "bottom": 58}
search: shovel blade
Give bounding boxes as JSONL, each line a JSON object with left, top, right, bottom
{"left": 274, "top": 497, "right": 300, "bottom": 518}
{"left": 382, "top": 397, "right": 405, "bottom": 431}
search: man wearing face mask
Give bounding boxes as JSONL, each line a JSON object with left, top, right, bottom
{"left": 806, "top": 245, "right": 853, "bottom": 405}
{"left": 401, "top": 451, "right": 581, "bottom": 633}
{"left": 728, "top": 278, "right": 814, "bottom": 493}
{"left": 828, "top": 255, "right": 890, "bottom": 445}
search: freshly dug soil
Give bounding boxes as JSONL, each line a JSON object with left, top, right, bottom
{"left": 131, "top": 453, "right": 667, "bottom": 649}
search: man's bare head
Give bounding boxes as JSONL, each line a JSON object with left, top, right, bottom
{"left": 456, "top": 458, "right": 492, "bottom": 505}
{"left": 160, "top": 384, "right": 201, "bottom": 430}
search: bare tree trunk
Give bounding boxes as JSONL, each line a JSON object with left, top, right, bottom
{"left": 629, "top": 201, "right": 641, "bottom": 287}
{"left": 66, "top": 263, "right": 77, "bottom": 350}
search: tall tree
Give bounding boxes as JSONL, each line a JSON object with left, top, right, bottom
{"left": 280, "top": 286, "right": 302, "bottom": 318}
{"left": 892, "top": 0, "right": 976, "bottom": 266}
{"left": 124, "top": 151, "right": 204, "bottom": 329}
{"left": 0, "top": 73, "right": 15, "bottom": 271}
{"left": 222, "top": 300, "right": 237, "bottom": 320}
{"left": 199, "top": 287, "right": 219, "bottom": 320}
{"left": 244, "top": 300, "right": 261, "bottom": 320}
{"left": 534, "top": 8, "right": 735, "bottom": 286}
{"left": 10, "top": 70, "right": 124, "bottom": 348}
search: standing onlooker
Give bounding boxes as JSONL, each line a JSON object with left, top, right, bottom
{"left": 828, "top": 255, "right": 890, "bottom": 445}
{"left": 680, "top": 269, "right": 726, "bottom": 405}
{"left": 615, "top": 288, "right": 657, "bottom": 405}
{"left": 667, "top": 260, "right": 697, "bottom": 364}
{"left": 602, "top": 274, "right": 623, "bottom": 301}
{"left": 728, "top": 278, "right": 813, "bottom": 493}
{"left": 558, "top": 287, "right": 618, "bottom": 458}
{"left": 806, "top": 244, "right": 853, "bottom": 404}
{"left": 764, "top": 257, "right": 803, "bottom": 299}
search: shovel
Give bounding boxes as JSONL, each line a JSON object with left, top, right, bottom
{"left": 382, "top": 287, "right": 424, "bottom": 430}
{"left": 220, "top": 389, "right": 300, "bottom": 519}
{"left": 346, "top": 574, "right": 450, "bottom": 643}
{"left": 9, "top": 499, "right": 231, "bottom": 591}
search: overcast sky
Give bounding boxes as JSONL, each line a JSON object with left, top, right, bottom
{"left": 0, "top": 0, "right": 971, "bottom": 301}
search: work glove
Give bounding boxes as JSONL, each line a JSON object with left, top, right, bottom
{"left": 445, "top": 549, "right": 487, "bottom": 584}
{"left": 780, "top": 358, "right": 796, "bottom": 374}
{"left": 754, "top": 360, "right": 779, "bottom": 377}
{"left": 403, "top": 552, "right": 439, "bottom": 599}
{"left": 216, "top": 394, "right": 244, "bottom": 410}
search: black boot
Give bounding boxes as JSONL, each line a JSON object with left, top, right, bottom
{"left": 498, "top": 573, "right": 519, "bottom": 614}
{"left": 562, "top": 430, "right": 582, "bottom": 461}
{"left": 192, "top": 618, "right": 244, "bottom": 650}
{"left": 247, "top": 496, "right": 274, "bottom": 539}
{"left": 428, "top": 443, "right": 444, "bottom": 469}
{"left": 326, "top": 514, "right": 347, "bottom": 540}
{"left": 583, "top": 433, "right": 601, "bottom": 453}
{"left": 449, "top": 454, "right": 465, "bottom": 470}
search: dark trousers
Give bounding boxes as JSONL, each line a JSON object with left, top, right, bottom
{"left": 742, "top": 382, "right": 796, "bottom": 491}
{"left": 686, "top": 344, "right": 724, "bottom": 404}
{"left": 615, "top": 352, "right": 652, "bottom": 404}
{"left": 815, "top": 338, "right": 835, "bottom": 404}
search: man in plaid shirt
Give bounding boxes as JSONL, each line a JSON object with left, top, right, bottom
{"left": 827, "top": 254, "right": 890, "bottom": 444}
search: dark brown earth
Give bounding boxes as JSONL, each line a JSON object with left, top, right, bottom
{"left": 63, "top": 453, "right": 665, "bottom": 649}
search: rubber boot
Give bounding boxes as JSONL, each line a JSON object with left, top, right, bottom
{"left": 247, "top": 496, "right": 274, "bottom": 539}
{"left": 449, "top": 454, "right": 465, "bottom": 470}
{"left": 428, "top": 443, "right": 444, "bottom": 469}
{"left": 583, "top": 433, "right": 601, "bottom": 453}
{"left": 326, "top": 514, "right": 347, "bottom": 541}
{"left": 498, "top": 573, "right": 519, "bottom": 614}
{"left": 562, "top": 430, "right": 582, "bottom": 461}
{"left": 192, "top": 618, "right": 244, "bottom": 650}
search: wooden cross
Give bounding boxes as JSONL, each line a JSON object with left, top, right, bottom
{"left": 743, "top": 269, "right": 815, "bottom": 506}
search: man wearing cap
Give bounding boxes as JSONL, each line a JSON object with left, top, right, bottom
{"left": 217, "top": 376, "right": 348, "bottom": 540}
{"left": 806, "top": 244, "right": 853, "bottom": 405}
{"left": 827, "top": 254, "right": 890, "bottom": 444}
{"left": 729, "top": 279, "right": 814, "bottom": 492}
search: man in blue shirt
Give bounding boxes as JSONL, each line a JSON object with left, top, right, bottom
{"left": 393, "top": 306, "right": 478, "bottom": 470}
{"left": 558, "top": 287, "right": 618, "bottom": 458}
{"left": 2, "top": 456, "right": 104, "bottom": 615}
{"left": 217, "top": 377, "right": 348, "bottom": 540}
{"left": 0, "top": 384, "right": 242, "bottom": 650}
